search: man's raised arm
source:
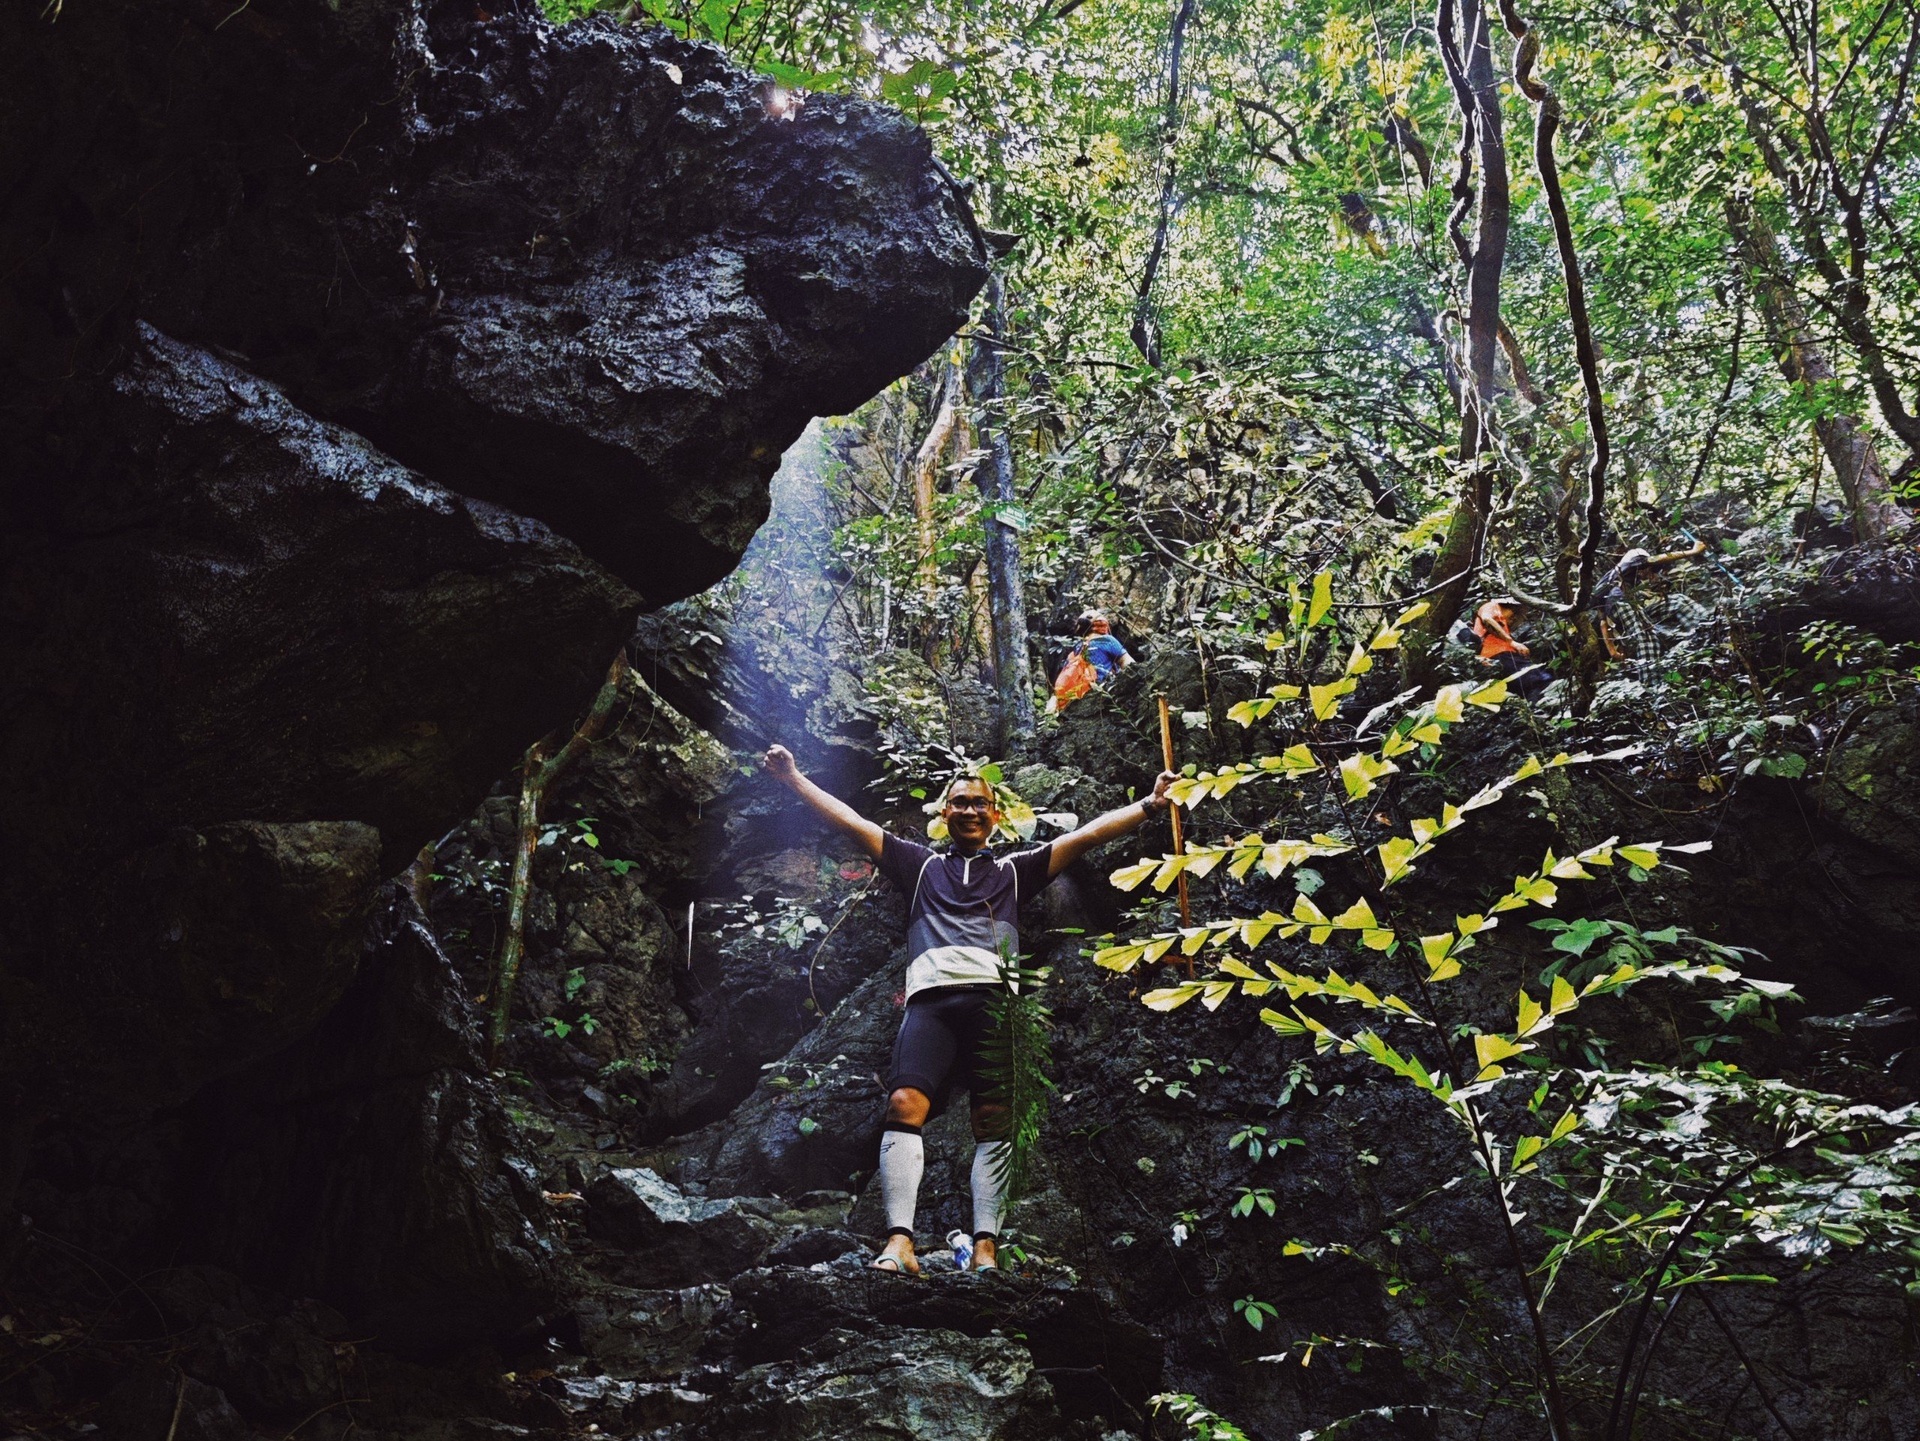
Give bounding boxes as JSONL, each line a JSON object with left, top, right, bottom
{"left": 763, "top": 745, "right": 886, "bottom": 860}
{"left": 1047, "top": 769, "right": 1178, "bottom": 878}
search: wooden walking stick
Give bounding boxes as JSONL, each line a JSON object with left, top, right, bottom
{"left": 1157, "top": 695, "right": 1195, "bottom": 976}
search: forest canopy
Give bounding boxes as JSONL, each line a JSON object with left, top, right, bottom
{"left": 554, "top": 0, "right": 1919, "bottom": 671}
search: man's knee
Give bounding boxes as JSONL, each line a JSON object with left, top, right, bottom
{"left": 970, "top": 1102, "right": 1010, "bottom": 1141}
{"left": 887, "top": 1087, "right": 931, "bottom": 1127}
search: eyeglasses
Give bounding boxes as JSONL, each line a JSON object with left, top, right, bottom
{"left": 946, "top": 796, "right": 995, "bottom": 812}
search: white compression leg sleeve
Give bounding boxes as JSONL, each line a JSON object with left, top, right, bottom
{"left": 878, "top": 1127, "right": 924, "bottom": 1236}
{"left": 971, "top": 1141, "right": 1009, "bottom": 1239}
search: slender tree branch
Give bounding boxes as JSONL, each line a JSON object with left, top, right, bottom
{"left": 486, "top": 650, "right": 632, "bottom": 1065}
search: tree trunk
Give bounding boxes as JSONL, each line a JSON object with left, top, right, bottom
{"left": 1727, "top": 196, "right": 1901, "bottom": 541}
{"left": 967, "top": 274, "right": 1038, "bottom": 747}
{"left": 1130, "top": 0, "right": 1199, "bottom": 367}
{"left": 1421, "top": 0, "right": 1511, "bottom": 645}
{"left": 912, "top": 359, "right": 961, "bottom": 605}
{"left": 1718, "top": 14, "right": 1920, "bottom": 467}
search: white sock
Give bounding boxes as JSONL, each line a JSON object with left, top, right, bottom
{"left": 878, "top": 1127, "right": 924, "bottom": 1237}
{"left": 971, "top": 1141, "right": 1009, "bottom": 1239}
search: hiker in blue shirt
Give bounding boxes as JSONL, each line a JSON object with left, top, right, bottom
{"left": 1077, "top": 610, "right": 1132, "bottom": 681}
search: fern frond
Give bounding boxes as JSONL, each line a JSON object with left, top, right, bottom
{"left": 977, "top": 954, "right": 1057, "bottom": 1204}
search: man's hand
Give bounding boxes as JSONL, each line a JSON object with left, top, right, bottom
{"left": 1144, "top": 768, "right": 1178, "bottom": 810}
{"left": 763, "top": 744, "right": 885, "bottom": 860}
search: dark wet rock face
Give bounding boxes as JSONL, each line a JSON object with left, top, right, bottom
{"left": 0, "top": 326, "right": 639, "bottom": 1119}
{"left": 0, "top": 0, "right": 985, "bottom": 1128}
{"left": 172, "top": 904, "right": 566, "bottom": 1353}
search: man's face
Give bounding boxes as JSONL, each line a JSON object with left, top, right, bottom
{"left": 942, "top": 779, "right": 999, "bottom": 848}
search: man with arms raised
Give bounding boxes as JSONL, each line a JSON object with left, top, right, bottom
{"left": 762, "top": 745, "right": 1176, "bottom": 1273}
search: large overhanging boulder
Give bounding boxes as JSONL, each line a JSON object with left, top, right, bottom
{"left": 0, "top": 0, "right": 990, "bottom": 1127}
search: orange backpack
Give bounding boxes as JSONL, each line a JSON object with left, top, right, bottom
{"left": 1051, "top": 645, "right": 1098, "bottom": 709}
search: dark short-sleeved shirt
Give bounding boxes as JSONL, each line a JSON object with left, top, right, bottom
{"left": 1083, "top": 633, "right": 1131, "bottom": 681}
{"left": 877, "top": 834, "right": 1054, "bottom": 998}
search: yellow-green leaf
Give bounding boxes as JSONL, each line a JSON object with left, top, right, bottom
{"left": 1338, "top": 750, "right": 1398, "bottom": 798}
{"left": 1473, "top": 1033, "right": 1528, "bottom": 1078}
{"left": 1201, "top": 980, "right": 1236, "bottom": 1010}
{"left": 1260, "top": 1007, "right": 1308, "bottom": 1036}
{"left": 1331, "top": 897, "right": 1380, "bottom": 930}
{"left": 1513, "top": 1134, "right": 1545, "bottom": 1168}
{"left": 1308, "top": 570, "right": 1334, "bottom": 626}
{"left": 1143, "top": 984, "right": 1204, "bottom": 1012}
{"left": 1618, "top": 845, "right": 1662, "bottom": 870}
{"left": 1433, "top": 685, "right": 1466, "bottom": 724}
{"left": 1094, "top": 943, "right": 1143, "bottom": 971}
{"left": 1467, "top": 678, "right": 1509, "bottom": 709}
{"left": 1378, "top": 835, "right": 1423, "bottom": 884}
{"left": 1515, "top": 989, "right": 1548, "bottom": 1037}
{"left": 1185, "top": 850, "right": 1223, "bottom": 880}
{"left": 1258, "top": 743, "right": 1319, "bottom": 774}
{"left": 1344, "top": 641, "right": 1374, "bottom": 677}
{"left": 1549, "top": 975, "right": 1577, "bottom": 1015}
{"left": 1227, "top": 843, "right": 1263, "bottom": 881}
{"left": 1110, "top": 858, "right": 1160, "bottom": 891}
{"left": 1310, "top": 677, "right": 1357, "bottom": 720}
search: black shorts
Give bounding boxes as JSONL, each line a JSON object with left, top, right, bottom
{"left": 887, "top": 985, "right": 1001, "bottom": 1118}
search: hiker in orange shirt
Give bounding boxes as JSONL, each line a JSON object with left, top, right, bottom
{"left": 1471, "top": 597, "right": 1550, "bottom": 700}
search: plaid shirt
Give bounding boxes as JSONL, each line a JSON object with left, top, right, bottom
{"left": 1599, "top": 567, "right": 1663, "bottom": 669}
{"left": 1605, "top": 602, "right": 1663, "bottom": 669}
